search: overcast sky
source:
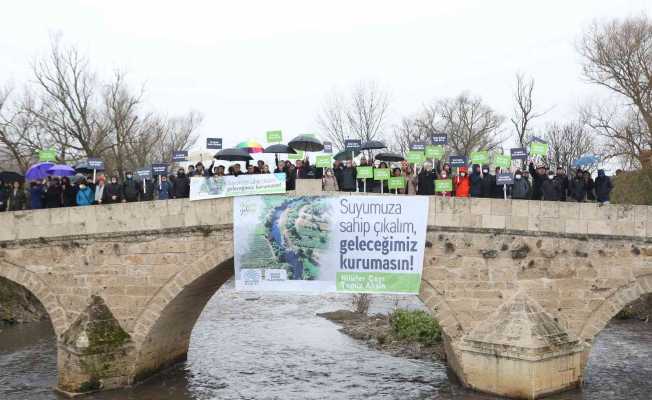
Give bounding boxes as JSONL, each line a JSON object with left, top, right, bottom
{"left": 1, "top": 0, "right": 651, "bottom": 152}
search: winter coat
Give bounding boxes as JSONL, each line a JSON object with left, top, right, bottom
{"left": 541, "top": 178, "right": 562, "bottom": 201}
{"left": 469, "top": 164, "right": 483, "bottom": 197}
{"left": 103, "top": 183, "right": 122, "bottom": 204}
{"left": 141, "top": 180, "right": 156, "bottom": 201}
{"left": 555, "top": 175, "right": 569, "bottom": 201}
{"left": 62, "top": 184, "right": 77, "bottom": 207}
{"left": 406, "top": 174, "right": 417, "bottom": 195}
{"left": 417, "top": 169, "right": 436, "bottom": 195}
{"left": 511, "top": 177, "right": 530, "bottom": 200}
{"left": 44, "top": 184, "right": 62, "bottom": 208}
{"left": 569, "top": 177, "right": 586, "bottom": 202}
{"left": 172, "top": 174, "right": 190, "bottom": 198}
{"left": 339, "top": 167, "right": 357, "bottom": 191}
{"left": 285, "top": 167, "right": 297, "bottom": 191}
{"left": 122, "top": 179, "right": 141, "bottom": 202}
{"left": 76, "top": 186, "right": 94, "bottom": 206}
{"left": 585, "top": 178, "right": 595, "bottom": 201}
{"left": 480, "top": 170, "right": 497, "bottom": 198}
{"left": 157, "top": 181, "right": 173, "bottom": 200}
{"left": 528, "top": 162, "right": 546, "bottom": 200}
{"left": 0, "top": 187, "right": 7, "bottom": 211}
{"left": 8, "top": 188, "right": 27, "bottom": 211}
{"left": 322, "top": 176, "right": 338, "bottom": 191}
{"left": 595, "top": 171, "right": 613, "bottom": 203}
{"left": 453, "top": 167, "right": 470, "bottom": 198}
{"left": 29, "top": 185, "right": 45, "bottom": 209}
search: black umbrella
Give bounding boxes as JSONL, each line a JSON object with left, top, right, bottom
{"left": 264, "top": 144, "right": 297, "bottom": 165}
{"left": 0, "top": 171, "right": 24, "bottom": 184}
{"left": 214, "top": 148, "right": 253, "bottom": 162}
{"left": 360, "top": 140, "right": 387, "bottom": 151}
{"left": 74, "top": 160, "right": 105, "bottom": 174}
{"left": 333, "top": 150, "right": 360, "bottom": 161}
{"left": 288, "top": 134, "right": 324, "bottom": 152}
{"left": 375, "top": 152, "right": 405, "bottom": 162}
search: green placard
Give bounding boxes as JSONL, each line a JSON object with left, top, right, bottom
{"left": 388, "top": 176, "right": 406, "bottom": 190}
{"left": 435, "top": 179, "right": 453, "bottom": 192}
{"left": 287, "top": 150, "right": 304, "bottom": 160}
{"left": 266, "top": 130, "right": 283, "bottom": 143}
{"left": 406, "top": 150, "right": 425, "bottom": 164}
{"left": 494, "top": 154, "right": 512, "bottom": 168}
{"left": 425, "top": 145, "right": 445, "bottom": 160}
{"left": 373, "top": 168, "right": 390, "bottom": 181}
{"left": 470, "top": 151, "right": 489, "bottom": 164}
{"left": 530, "top": 142, "right": 549, "bottom": 156}
{"left": 356, "top": 166, "right": 373, "bottom": 179}
{"left": 315, "top": 155, "right": 332, "bottom": 168}
{"left": 38, "top": 149, "right": 56, "bottom": 162}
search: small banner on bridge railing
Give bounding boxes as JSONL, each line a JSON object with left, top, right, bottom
{"left": 234, "top": 195, "right": 429, "bottom": 294}
{"left": 190, "top": 173, "right": 286, "bottom": 200}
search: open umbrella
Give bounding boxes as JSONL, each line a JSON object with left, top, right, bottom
{"left": 375, "top": 152, "right": 405, "bottom": 162}
{"left": 333, "top": 150, "right": 359, "bottom": 161}
{"left": 0, "top": 171, "right": 24, "bottom": 184}
{"left": 47, "top": 164, "right": 76, "bottom": 177}
{"left": 264, "top": 144, "right": 297, "bottom": 165}
{"left": 236, "top": 140, "right": 264, "bottom": 154}
{"left": 360, "top": 140, "right": 386, "bottom": 151}
{"left": 74, "top": 160, "right": 105, "bottom": 174}
{"left": 288, "top": 134, "right": 324, "bottom": 152}
{"left": 573, "top": 155, "right": 598, "bottom": 167}
{"left": 214, "top": 148, "right": 254, "bottom": 162}
{"left": 25, "top": 162, "right": 55, "bottom": 181}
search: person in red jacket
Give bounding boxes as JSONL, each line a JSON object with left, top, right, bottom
{"left": 454, "top": 166, "right": 471, "bottom": 197}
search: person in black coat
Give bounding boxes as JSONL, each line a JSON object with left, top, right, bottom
{"left": 584, "top": 171, "right": 596, "bottom": 201}
{"left": 569, "top": 169, "right": 587, "bottom": 202}
{"left": 554, "top": 167, "right": 569, "bottom": 201}
{"left": 595, "top": 169, "right": 613, "bottom": 204}
{"left": 528, "top": 162, "right": 547, "bottom": 200}
{"left": 0, "top": 180, "right": 8, "bottom": 212}
{"left": 541, "top": 171, "right": 562, "bottom": 201}
{"left": 417, "top": 162, "right": 436, "bottom": 195}
{"left": 172, "top": 169, "right": 190, "bottom": 199}
{"left": 479, "top": 165, "right": 496, "bottom": 198}
{"left": 122, "top": 172, "right": 141, "bottom": 202}
{"left": 469, "top": 164, "right": 483, "bottom": 197}
{"left": 104, "top": 176, "right": 122, "bottom": 204}
{"left": 44, "top": 179, "right": 62, "bottom": 208}
{"left": 61, "top": 177, "right": 77, "bottom": 207}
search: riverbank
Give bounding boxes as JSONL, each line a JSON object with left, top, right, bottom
{"left": 617, "top": 294, "right": 652, "bottom": 321}
{"left": 318, "top": 309, "right": 445, "bottom": 361}
{"left": 0, "top": 277, "right": 48, "bottom": 326}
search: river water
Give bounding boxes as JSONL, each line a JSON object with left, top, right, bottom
{"left": 1, "top": 280, "right": 651, "bottom": 400}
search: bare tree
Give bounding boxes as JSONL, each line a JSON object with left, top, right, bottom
{"left": 390, "top": 115, "right": 430, "bottom": 155}
{"left": 511, "top": 74, "right": 546, "bottom": 152}
{"left": 416, "top": 93, "right": 505, "bottom": 157}
{"left": 317, "top": 81, "right": 390, "bottom": 151}
{"left": 578, "top": 14, "right": 652, "bottom": 155}
{"left": 544, "top": 121, "right": 596, "bottom": 170}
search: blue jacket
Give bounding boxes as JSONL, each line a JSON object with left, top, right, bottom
{"left": 29, "top": 185, "right": 44, "bottom": 209}
{"left": 470, "top": 164, "right": 483, "bottom": 197}
{"left": 76, "top": 186, "right": 94, "bottom": 206}
{"left": 157, "top": 181, "right": 173, "bottom": 200}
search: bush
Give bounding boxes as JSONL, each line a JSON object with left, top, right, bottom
{"left": 612, "top": 168, "right": 652, "bottom": 205}
{"left": 351, "top": 293, "right": 371, "bottom": 315}
{"left": 389, "top": 309, "right": 441, "bottom": 346}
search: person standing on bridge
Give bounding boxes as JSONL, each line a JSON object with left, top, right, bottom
{"left": 417, "top": 162, "right": 436, "bottom": 195}
{"left": 528, "top": 161, "right": 547, "bottom": 200}
{"left": 104, "top": 176, "right": 122, "bottom": 204}
{"left": 595, "top": 169, "right": 613, "bottom": 205}
{"left": 453, "top": 166, "right": 470, "bottom": 197}
{"left": 76, "top": 179, "right": 94, "bottom": 206}
{"left": 469, "top": 164, "right": 483, "bottom": 197}
{"left": 122, "top": 172, "right": 140, "bottom": 203}
{"left": 172, "top": 168, "right": 190, "bottom": 199}
{"left": 510, "top": 170, "right": 530, "bottom": 200}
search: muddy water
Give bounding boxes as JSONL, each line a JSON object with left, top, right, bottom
{"left": 1, "top": 280, "right": 651, "bottom": 400}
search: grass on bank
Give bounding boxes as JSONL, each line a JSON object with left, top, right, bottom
{"left": 611, "top": 168, "right": 652, "bottom": 205}
{"left": 389, "top": 309, "right": 442, "bottom": 346}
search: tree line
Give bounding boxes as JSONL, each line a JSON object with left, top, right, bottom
{"left": 0, "top": 35, "right": 201, "bottom": 176}
{"left": 317, "top": 14, "right": 652, "bottom": 171}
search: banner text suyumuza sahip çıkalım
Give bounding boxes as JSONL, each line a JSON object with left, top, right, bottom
{"left": 234, "top": 195, "right": 429, "bottom": 294}
{"left": 190, "top": 173, "right": 286, "bottom": 200}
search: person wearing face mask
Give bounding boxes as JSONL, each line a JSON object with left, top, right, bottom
{"left": 93, "top": 176, "right": 106, "bottom": 205}
{"left": 172, "top": 169, "right": 190, "bottom": 199}
{"left": 528, "top": 161, "right": 547, "bottom": 200}
{"left": 554, "top": 167, "right": 569, "bottom": 201}
{"left": 453, "top": 166, "right": 470, "bottom": 197}
{"left": 417, "top": 162, "right": 436, "bottom": 195}
{"left": 584, "top": 171, "right": 595, "bottom": 202}
{"left": 104, "top": 176, "right": 122, "bottom": 204}
{"left": 541, "top": 170, "right": 562, "bottom": 201}
{"left": 322, "top": 168, "right": 338, "bottom": 191}
{"left": 44, "top": 178, "right": 62, "bottom": 208}
{"left": 479, "top": 164, "right": 496, "bottom": 198}
{"left": 61, "top": 177, "right": 77, "bottom": 207}
{"left": 76, "top": 179, "right": 95, "bottom": 206}
{"left": 122, "top": 172, "right": 140, "bottom": 202}
{"left": 469, "top": 164, "right": 483, "bottom": 197}
{"left": 511, "top": 169, "right": 530, "bottom": 200}
{"left": 157, "top": 175, "right": 173, "bottom": 200}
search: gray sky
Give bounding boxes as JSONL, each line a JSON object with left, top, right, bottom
{"left": 2, "top": 0, "right": 651, "bottom": 152}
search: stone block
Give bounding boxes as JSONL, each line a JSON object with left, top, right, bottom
{"left": 587, "top": 220, "right": 612, "bottom": 236}
{"left": 511, "top": 200, "right": 529, "bottom": 217}
{"left": 558, "top": 203, "right": 579, "bottom": 220}
{"left": 482, "top": 215, "right": 505, "bottom": 230}
{"left": 539, "top": 202, "right": 559, "bottom": 218}
{"left": 470, "top": 198, "right": 491, "bottom": 216}
{"left": 565, "top": 219, "right": 588, "bottom": 235}
{"left": 490, "top": 199, "right": 512, "bottom": 216}
{"left": 579, "top": 203, "right": 600, "bottom": 220}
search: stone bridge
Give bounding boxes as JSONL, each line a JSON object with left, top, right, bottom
{"left": 1, "top": 181, "right": 651, "bottom": 399}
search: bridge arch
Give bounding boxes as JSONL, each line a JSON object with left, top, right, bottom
{"left": 578, "top": 273, "right": 652, "bottom": 345}
{"left": 0, "top": 260, "right": 69, "bottom": 337}
{"left": 129, "top": 242, "right": 234, "bottom": 382}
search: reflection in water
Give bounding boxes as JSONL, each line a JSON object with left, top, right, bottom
{"left": 0, "top": 281, "right": 651, "bottom": 400}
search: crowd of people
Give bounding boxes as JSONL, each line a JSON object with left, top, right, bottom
{"left": 0, "top": 157, "right": 614, "bottom": 212}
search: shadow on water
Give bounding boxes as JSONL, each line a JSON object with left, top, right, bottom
{"left": 1, "top": 281, "right": 652, "bottom": 400}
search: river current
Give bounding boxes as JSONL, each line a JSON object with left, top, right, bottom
{"left": 1, "top": 280, "right": 651, "bottom": 400}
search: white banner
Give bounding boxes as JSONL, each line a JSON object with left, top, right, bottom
{"left": 190, "top": 173, "right": 286, "bottom": 200}
{"left": 234, "top": 195, "right": 429, "bottom": 294}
